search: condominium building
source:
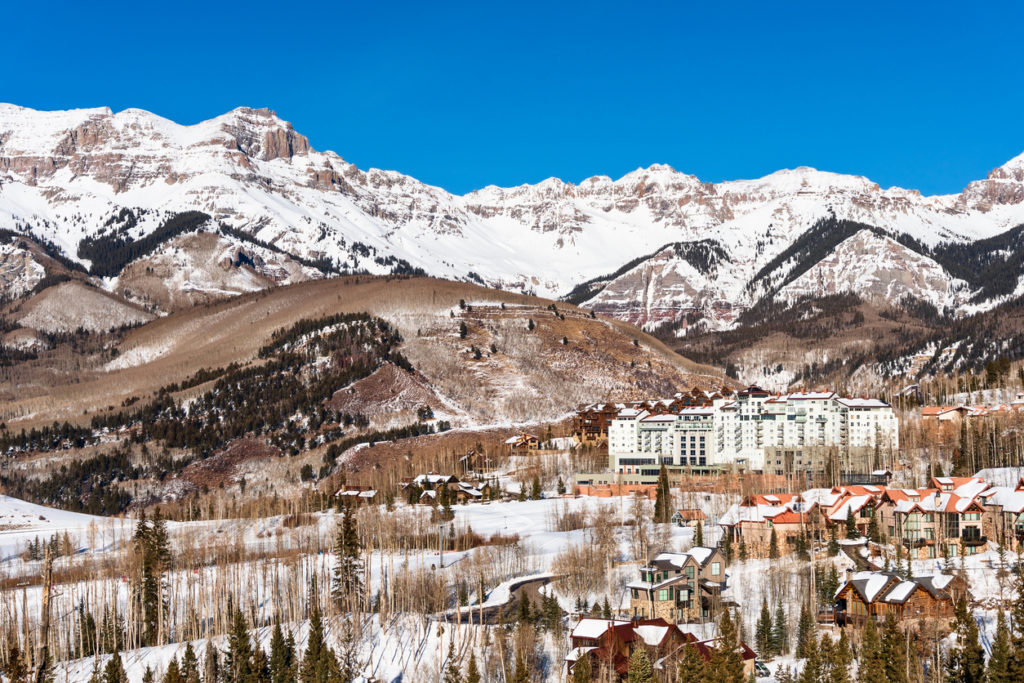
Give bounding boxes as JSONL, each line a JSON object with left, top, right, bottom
{"left": 603, "top": 386, "right": 898, "bottom": 484}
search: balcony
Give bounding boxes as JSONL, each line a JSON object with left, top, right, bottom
{"left": 961, "top": 532, "right": 987, "bottom": 547}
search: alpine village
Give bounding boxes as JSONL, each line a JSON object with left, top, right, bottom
{"left": 4, "top": 5, "right": 1024, "bottom": 682}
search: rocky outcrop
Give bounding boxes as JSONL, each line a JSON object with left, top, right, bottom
{"left": 2, "top": 103, "right": 1024, "bottom": 330}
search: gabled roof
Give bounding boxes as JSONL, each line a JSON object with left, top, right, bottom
{"left": 839, "top": 571, "right": 960, "bottom": 605}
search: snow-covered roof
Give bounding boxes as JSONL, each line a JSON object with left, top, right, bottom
{"left": 571, "top": 618, "right": 629, "bottom": 640}
{"left": 565, "top": 647, "right": 596, "bottom": 663}
{"left": 981, "top": 486, "right": 1024, "bottom": 513}
{"left": 883, "top": 581, "right": 917, "bottom": 604}
{"left": 836, "top": 397, "right": 889, "bottom": 408}
{"left": 633, "top": 624, "right": 670, "bottom": 647}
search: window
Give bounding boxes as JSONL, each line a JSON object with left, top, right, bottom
{"left": 658, "top": 589, "right": 669, "bottom": 601}
{"left": 632, "top": 589, "right": 638, "bottom": 599}
{"left": 711, "top": 562, "right": 721, "bottom": 576}
{"left": 685, "top": 566, "right": 695, "bottom": 579}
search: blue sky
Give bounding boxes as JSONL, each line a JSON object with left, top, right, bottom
{"left": 4, "top": 1, "right": 1023, "bottom": 195}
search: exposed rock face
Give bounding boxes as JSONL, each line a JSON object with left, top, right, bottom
{"left": 2, "top": 103, "right": 1024, "bottom": 330}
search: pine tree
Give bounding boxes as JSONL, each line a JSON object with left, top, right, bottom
{"left": 867, "top": 514, "right": 880, "bottom": 544}
{"left": 1, "top": 643, "right": 29, "bottom": 683}
{"left": 332, "top": 502, "right": 363, "bottom": 608}
{"left": 163, "top": 659, "right": 183, "bottom": 683}
{"left": 708, "top": 609, "right": 745, "bottom": 683}
{"left": 769, "top": 528, "right": 780, "bottom": 559}
{"left": 755, "top": 597, "right": 773, "bottom": 658}
{"left": 103, "top": 652, "right": 128, "bottom": 683}
{"left": 511, "top": 647, "right": 529, "bottom": 683}
{"left": 795, "top": 602, "right": 814, "bottom": 659}
{"left": 252, "top": 647, "right": 271, "bottom": 683}
{"left": 204, "top": 639, "right": 220, "bottom": 683}
{"left": 301, "top": 583, "right": 339, "bottom": 683}
{"left": 602, "top": 596, "right": 612, "bottom": 619}
{"left": 946, "top": 595, "right": 985, "bottom": 683}
{"left": 627, "top": 647, "right": 654, "bottom": 683}
{"left": 223, "top": 606, "right": 255, "bottom": 683}
{"left": 1009, "top": 557, "right": 1024, "bottom": 678}
{"left": 676, "top": 643, "right": 706, "bottom": 683}
{"left": 269, "top": 622, "right": 293, "bottom": 683}
{"left": 571, "top": 653, "right": 592, "bottom": 683}
{"left": 530, "top": 474, "right": 541, "bottom": 500}
{"left": 798, "top": 635, "right": 821, "bottom": 683}
{"left": 773, "top": 603, "right": 789, "bottom": 656}
{"left": 829, "top": 526, "right": 840, "bottom": 556}
{"left": 181, "top": 642, "right": 201, "bottom": 683}
{"left": 857, "top": 616, "right": 885, "bottom": 683}
{"left": 879, "top": 612, "right": 908, "bottom": 683}
{"left": 696, "top": 520, "right": 704, "bottom": 547}
{"left": 442, "top": 641, "right": 461, "bottom": 683}
{"left": 845, "top": 514, "right": 857, "bottom": 539}
{"left": 989, "top": 610, "right": 1012, "bottom": 683}
{"left": 466, "top": 651, "right": 481, "bottom": 683}
{"left": 831, "top": 629, "right": 852, "bottom": 683}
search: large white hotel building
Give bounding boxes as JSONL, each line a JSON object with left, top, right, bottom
{"left": 601, "top": 386, "right": 898, "bottom": 485}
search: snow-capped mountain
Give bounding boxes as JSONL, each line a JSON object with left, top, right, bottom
{"left": 3, "top": 103, "right": 1024, "bottom": 326}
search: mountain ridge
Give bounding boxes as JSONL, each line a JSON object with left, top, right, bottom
{"left": 3, "top": 102, "right": 1024, "bottom": 337}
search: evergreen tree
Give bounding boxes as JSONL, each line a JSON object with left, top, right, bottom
{"left": 163, "top": 659, "right": 183, "bottom": 683}
{"left": 142, "top": 667, "right": 155, "bottom": 683}
{"left": 332, "top": 502, "right": 363, "bottom": 608}
{"left": 867, "top": 514, "right": 880, "bottom": 544}
{"left": 831, "top": 629, "right": 852, "bottom": 683}
{"left": 946, "top": 595, "right": 985, "bottom": 683}
{"left": 1, "top": 643, "right": 29, "bottom": 683}
{"left": 602, "top": 596, "right": 612, "bottom": 619}
{"left": 857, "top": 616, "right": 885, "bottom": 683}
{"left": 739, "top": 539, "right": 747, "bottom": 561}
{"left": 829, "top": 526, "right": 840, "bottom": 556}
{"left": 466, "top": 651, "right": 481, "bottom": 683}
{"left": 798, "top": 635, "right": 821, "bottom": 683}
{"left": 223, "top": 606, "right": 255, "bottom": 683}
{"left": 181, "top": 642, "right": 201, "bottom": 683}
{"left": 1009, "top": 557, "right": 1024, "bottom": 678}
{"left": 627, "top": 647, "right": 654, "bottom": 683}
{"left": 989, "top": 610, "right": 1012, "bottom": 683}
{"left": 103, "top": 652, "right": 128, "bottom": 683}
{"left": 571, "top": 653, "right": 592, "bottom": 683}
{"left": 845, "top": 514, "right": 857, "bottom": 539}
{"left": 795, "top": 602, "right": 814, "bottom": 659}
{"left": 252, "top": 647, "right": 271, "bottom": 683}
{"left": 769, "top": 528, "right": 780, "bottom": 559}
{"left": 696, "top": 521, "right": 704, "bottom": 547}
{"left": 530, "top": 474, "right": 541, "bottom": 500}
{"left": 708, "top": 609, "right": 745, "bottom": 683}
{"left": 511, "top": 647, "right": 529, "bottom": 683}
{"left": 755, "top": 597, "right": 773, "bottom": 658}
{"left": 772, "top": 603, "right": 789, "bottom": 656}
{"left": 269, "top": 622, "right": 294, "bottom": 683}
{"left": 300, "top": 584, "right": 339, "bottom": 683}
{"left": 204, "top": 639, "right": 220, "bottom": 683}
{"left": 676, "top": 643, "right": 706, "bottom": 683}
{"left": 722, "top": 532, "right": 733, "bottom": 563}
{"left": 442, "top": 641, "right": 461, "bottom": 683}
{"left": 879, "top": 612, "right": 908, "bottom": 683}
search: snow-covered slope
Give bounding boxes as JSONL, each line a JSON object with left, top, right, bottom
{"left": 3, "top": 103, "right": 1024, "bottom": 326}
